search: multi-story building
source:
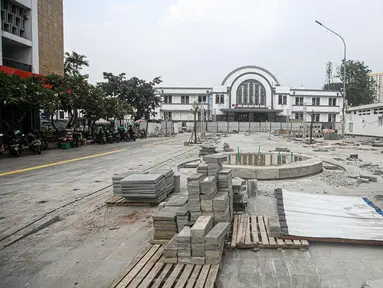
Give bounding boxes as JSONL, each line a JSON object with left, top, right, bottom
{"left": 345, "top": 103, "right": 383, "bottom": 137}
{"left": 0, "top": 0, "right": 64, "bottom": 134}
{"left": 370, "top": 72, "right": 383, "bottom": 103}
{"left": 155, "top": 65, "right": 343, "bottom": 128}
{"left": 0, "top": 0, "right": 64, "bottom": 75}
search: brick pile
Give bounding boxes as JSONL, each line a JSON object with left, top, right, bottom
{"left": 163, "top": 215, "right": 230, "bottom": 265}
{"left": 187, "top": 173, "right": 205, "bottom": 221}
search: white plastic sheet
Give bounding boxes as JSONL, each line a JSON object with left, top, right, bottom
{"left": 282, "top": 189, "right": 383, "bottom": 241}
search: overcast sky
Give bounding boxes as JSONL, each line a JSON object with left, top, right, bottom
{"left": 64, "top": 0, "right": 383, "bottom": 89}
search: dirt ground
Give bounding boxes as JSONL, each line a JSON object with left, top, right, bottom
{"left": 1, "top": 132, "right": 383, "bottom": 288}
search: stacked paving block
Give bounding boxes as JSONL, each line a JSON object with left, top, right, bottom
{"left": 150, "top": 167, "right": 175, "bottom": 195}
{"left": 177, "top": 226, "right": 192, "bottom": 264}
{"left": 187, "top": 173, "right": 205, "bottom": 221}
{"left": 199, "top": 144, "right": 217, "bottom": 156}
{"left": 268, "top": 216, "right": 281, "bottom": 237}
{"left": 163, "top": 235, "right": 178, "bottom": 263}
{"left": 190, "top": 215, "right": 214, "bottom": 264}
{"left": 163, "top": 216, "right": 230, "bottom": 265}
{"left": 212, "top": 192, "right": 230, "bottom": 222}
{"left": 158, "top": 195, "right": 190, "bottom": 232}
{"left": 112, "top": 170, "right": 145, "bottom": 195}
{"left": 176, "top": 204, "right": 190, "bottom": 232}
{"left": 152, "top": 206, "right": 178, "bottom": 241}
{"left": 120, "top": 174, "right": 167, "bottom": 203}
{"left": 232, "top": 177, "right": 248, "bottom": 211}
{"left": 200, "top": 176, "right": 218, "bottom": 217}
{"left": 202, "top": 154, "right": 228, "bottom": 176}
{"left": 217, "top": 169, "right": 234, "bottom": 221}
{"left": 204, "top": 222, "right": 231, "bottom": 264}
{"left": 197, "top": 162, "right": 208, "bottom": 174}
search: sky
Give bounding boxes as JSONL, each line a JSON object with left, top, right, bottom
{"left": 64, "top": 0, "right": 383, "bottom": 89}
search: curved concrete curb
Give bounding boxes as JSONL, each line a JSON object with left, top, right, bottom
{"left": 224, "top": 152, "right": 322, "bottom": 180}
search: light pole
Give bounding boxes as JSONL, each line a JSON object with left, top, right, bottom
{"left": 315, "top": 20, "right": 346, "bottom": 135}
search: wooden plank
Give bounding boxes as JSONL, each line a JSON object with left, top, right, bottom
{"left": 175, "top": 264, "right": 194, "bottom": 288}
{"left": 194, "top": 265, "right": 211, "bottom": 288}
{"left": 127, "top": 247, "right": 164, "bottom": 288}
{"left": 186, "top": 265, "right": 202, "bottom": 288}
{"left": 284, "top": 239, "right": 294, "bottom": 247}
{"left": 251, "top": 216, "right": 259, "bottom": 244}
{"left": 263, "top": 216, "right": 276, "bottom": 247}
{"left": 244, "top": 215, "right": 252, "bottom": 246}
{"left": 204, "top": 264, "right": 219, "bottom": 288}
{"left": 109, "top": 243, "right": 153, "bottom": 288}
{"left": 257, "top": 216, "right": 269, "bottom": 246}
{"left": 237, "top": 215, "right": 246, "bottom": 245}
{"left": 162, "top": 264, "right": 184, "bottom": 288}
{"left": 293, "top": 239, "right": 301, "bottom": 247}
{"left": 137, "top": 262, "right": 165, "bottom": 288}
{"left": 116, "top": 245, "right": 161, "bottom": 288}
{"left": 276, "top": 238, "right": 285, "bottom": 248}
{"left": 231, "top": 215, "right": 239, "bottom": 248}
{"left": 151, "top": 264, "right": 173, "bottom": 288}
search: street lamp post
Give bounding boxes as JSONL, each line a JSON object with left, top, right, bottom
{"left": 315, "top": 20, "right": 346, "bottom": 135}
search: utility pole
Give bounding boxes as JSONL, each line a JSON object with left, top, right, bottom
{"left": 315, "top": 20, "right": 346, "bottom": 135}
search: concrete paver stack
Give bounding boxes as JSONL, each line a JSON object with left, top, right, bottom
{"left": 120, "top": 174, "right": 167, "bottom": 203}
{"left": 152, "top": 206, "right": 178, "bottom": 241}
{"left": 163, "top": 216, "right": 230, "bottom": 265}
{"left": 150, "top": 167, "right": 175, "bottom": 195}
{"left": 217, "top": 168, "right": 234, "bottom": 221}
{"left": 112, "top": 170, "right": 145, "bottom": 195}
{"left": 187, "top": 173, "right": 205, "bottom": 221}
{"left": 232, "top": 177, "right": 248, "bottom": 210}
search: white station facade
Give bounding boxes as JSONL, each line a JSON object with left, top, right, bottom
{"left": 155, "top": 65, "right": 343, "bottom": 128}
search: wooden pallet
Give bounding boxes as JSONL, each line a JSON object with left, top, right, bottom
{"left": 106, "top": 195, "right": 158, "bottom": 207}
{"left": 230, "top": 214, "right": 309, "bottom": 250}
{"left": 110, "top": 244, "right": 219, "bottom": 288}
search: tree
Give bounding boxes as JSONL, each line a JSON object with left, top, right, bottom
{"left": 64, "top": 51, "right": 89, "bottom": 75}
{"left": 98, "top": 73, "right": 162, "bottom": 121}
{"left": 336, "top": 60, "right": 376, "bottom": 106}
{"left": 322, "top": 82, "right": 343, "bottom": 91}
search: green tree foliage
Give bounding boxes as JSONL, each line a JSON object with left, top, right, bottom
{"left": 336, "top": 60, "right": 376, "bottom": 106}
{"left": 98, "top": 73, "right": 162, "bottom": 121}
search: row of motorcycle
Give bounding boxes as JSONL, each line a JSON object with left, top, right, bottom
{"left": 0, "top": 130, "right": 47, "bottom": 157}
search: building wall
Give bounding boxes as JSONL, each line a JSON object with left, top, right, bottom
{"left": 346, "top": 103, "right": 383, "bottom": 137}
{"left": 38, "top": 0, "right": 64, "bottom": 75}
{"left": 371, "top": 73, "right": 383, "bottom": 103}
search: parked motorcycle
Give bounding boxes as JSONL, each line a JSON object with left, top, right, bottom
{"left": 27, "top": 132, "right": 42, "bottom": 155}
{"left": 0, "top": 133, "right": 5, "bottom": 155}
{"left": 139, "top": 128, "right": 146, "bottom": 139}
{"left": 8, "top": 130, "right": 24, "bottom": 157}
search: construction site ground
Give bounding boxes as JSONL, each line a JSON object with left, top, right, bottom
{"left": 1, "top": 133, "right": 383, "bottom": 288}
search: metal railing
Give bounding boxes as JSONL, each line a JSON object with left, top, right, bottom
{"left": 2, "top": 58, "right": 32, "bottom": 72}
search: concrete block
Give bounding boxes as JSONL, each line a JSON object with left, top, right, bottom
{"left": 177, "top": 242, "right": 191, "bottom": 250}
{"left": 360, "top": 174, "right": 378, "bottom": 182}
{"left": 178, "top": 250, "right": 191, "bottom": 257}
{"left": 213, "top": 206, "right": 230, "bottom": 222}
{"left": 191, "top": 237, "right": 204, "bottom": 244}
{"left": 178, "top": 256, "right": 192, "bottom": 264}
{"left": 205, "top": 222, "right": 231, "bottom": 245}
{"left": 164, "top": 235, "right": 178, "bottom": 251}
{"left": 213, "top": 192, "right": 229, "bottom": 212}
{"left": 163, "top": 257, "right": 178, "bottom": 264}
{"left": 188, "top": 193, "right": 200, "bottom": 200}
{"left": 192, "top": 257, "right": 205, "bottom": 265}
{"left": 174, "top": 175, "right": 181, "bottom": 193}
{"left": 191, "top": 215, "right": 213, "bottom": 239}
{"left": 163, "top": 250, "right": 177, "bottom": 258}
{"left": 192, "top": 243, "right": 205, "bottom": 251}
{"left": 200, "top": 176, "right": 217, "bottom": 195}
{"left": 177, "top": 226, "right": 191, "bottom": 243}
{"left": 203, "top": 154, "right": 228, "bottom": 163}
{"left": 205, "top": 249, "right": 222, "bottom": 258}
{"left": 268, "top": 217, "right": 281, "bottom": 237}
{"left": 192, "top": 250, "right": 205, "bottom": 257}
{"left": 200, "top": 191, "right": 217, "bottom": 200}
{"left": 158, "top": 201, "right": 167, "bottom": 211}
{"left": 201, "top": 200, "right": 213, "bottom": 212}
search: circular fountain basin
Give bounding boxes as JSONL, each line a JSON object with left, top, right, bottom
{"left": 224, "top": 152, "right": 322, "bottom": 180}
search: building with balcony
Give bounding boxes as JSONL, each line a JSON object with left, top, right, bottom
{"left": 0, "top": 0, "right": 63, "bottom": 136}
{"left": 0, "top": 0, "right": 64, "bottom": 75}
{"left": 155, "top": 65, "right": 343, "bottom": 128}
